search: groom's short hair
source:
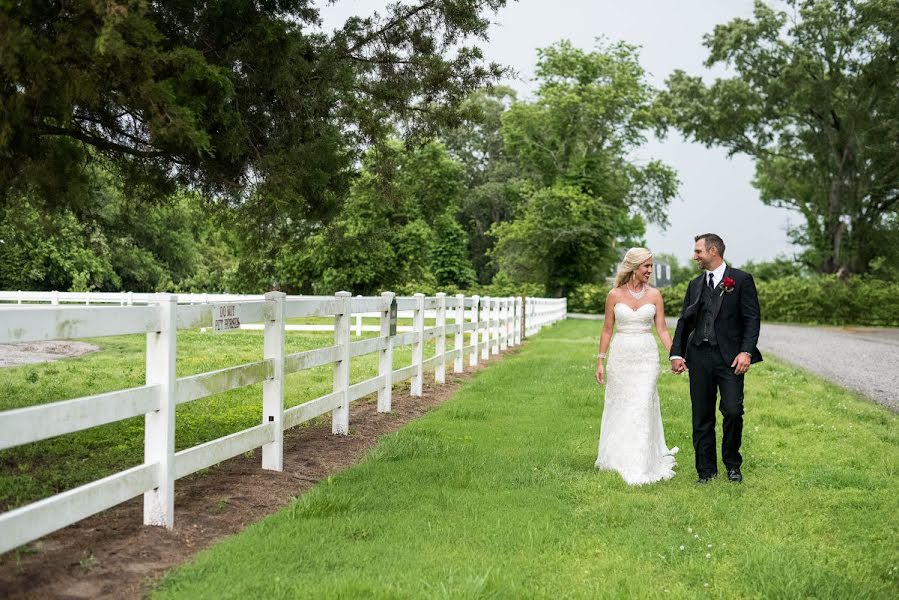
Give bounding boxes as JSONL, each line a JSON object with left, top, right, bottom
{"left": 695, "top": 233, "right": 725, "bottom": 257}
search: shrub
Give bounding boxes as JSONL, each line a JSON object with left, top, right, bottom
{"left": 659, "top": 275, "right": 899, "bottom": 327}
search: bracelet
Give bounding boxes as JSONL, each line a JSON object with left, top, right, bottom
{"left": 596, "top": 352, "right": 606, "bottom": 359}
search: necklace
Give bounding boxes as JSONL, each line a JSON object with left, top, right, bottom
{"left": 627, "top": 281, "right": 647, "bottom": 300}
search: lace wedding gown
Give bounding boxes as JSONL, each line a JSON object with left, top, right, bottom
{"left": 595, "top": 303, "right": 678, "bottom": 485}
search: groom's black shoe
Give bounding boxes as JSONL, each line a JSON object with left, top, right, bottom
{"left": 727, "top": 468, "right": 743, "bottom": 483}
{"left": 696, "top": 473, "right": 717, "bottom": 484}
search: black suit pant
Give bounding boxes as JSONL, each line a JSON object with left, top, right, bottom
{"left": 687, "top": 342, "right": 744, "bottom": 477}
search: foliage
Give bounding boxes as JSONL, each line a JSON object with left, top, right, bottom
{"left": 442, "top": 87, "right": 526, "bottom": 284}
{"left": 490, "top": 40, "right": 678, "bottom": 296}
{"left": 153, "top": 319, "right": 898, "bottom": 599}
{"left": 738, "top": 256, "right": 810, "bottom": 282}
{"left": 0, "top": 176, "right": 235, "bottom": 292}
{"left": 661, "top": 275, "right": 899, "bottom": 327}
{"left": 431, "top": 212, "right": 478, "bottom": 289}
{"left": 278, "top": 141, "right": 475, "bottom": 295}
{"left": 491, "top": 184, "right": 637, "bottom": 297}
{"left": 1, "top": 0, "right": 509, "bottom": 219}
{"left": 567, "top": 283, "right": 611, "bottom": 314}
{"left": 757, "top": 275, "right": 899, "bottom": 326}
{"left": 658, "top": 0, "right": 899, "bottom": 276}
{"left": 660, "top": 281, "right": 691, "bottom": 319}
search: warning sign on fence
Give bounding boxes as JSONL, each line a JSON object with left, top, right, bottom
{"left": 212, "top": 304, "right": 241, "bottom": 332}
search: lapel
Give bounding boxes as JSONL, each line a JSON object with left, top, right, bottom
{"left": 711, "top": 265, "right": 731, "bottom": 322}
{"left": 683, "top": 274, "right": 704, "bottom": 319}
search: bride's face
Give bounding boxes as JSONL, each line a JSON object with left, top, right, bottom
{"left": 634, "top": 259, "right": 653, "bottom": 284}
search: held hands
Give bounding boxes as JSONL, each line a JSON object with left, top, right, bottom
{"left": 670, "top": 358, "right": 687, "bottom": 375}
{"left": 732, "top": 352, "right": 752, "bottom": 375}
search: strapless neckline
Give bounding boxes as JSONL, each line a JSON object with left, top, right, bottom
{"left": 614, "top": 302, "right": 655, "bottom": 312}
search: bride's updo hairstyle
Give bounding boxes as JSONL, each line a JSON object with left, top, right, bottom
{"left": 614, "top": 247, "right": 653, "bottom": 288}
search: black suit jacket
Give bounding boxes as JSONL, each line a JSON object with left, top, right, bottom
{"left": 669, "top": 266, "right": 763, "bottom": 366}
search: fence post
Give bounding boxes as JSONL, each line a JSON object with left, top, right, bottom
{"left": 378, "top": 291, "right": 395, "bottom": 413}
{"left": 262, "top": 292, "right": 286, "bottom": 471}
{"left": 411, "top": 293, "right": 425, "bottom": 397}
{"left": 144, "top": 293, "right": 177, "bottom": 528}
{"left": 332, "top": 291, "right": 352, "bottom": 435}
{"left": 469, "top": 295, "right": 480, "bottom": 367}
{"left": 454, "top": 294, "right": 464, "bottom": 373}
{"left": 355, "top": 295, "right": 363, "bottom": 337}
{"left": 51, "top": 291, "right": 59, "bottom": 305}
{"left": 516, "top": 298, "right": 522, "bottom": 341}
{"left": 491, "top": 297, "right": 500, "bottom": 356}
{"left": 435, "top": 293, "right": 446, "bottom": 384}
{"left": 500, "top": 297, "right": 512, "bottom": 350}
{"left": 480, "top": 296, "right": 490, "bottom": 361}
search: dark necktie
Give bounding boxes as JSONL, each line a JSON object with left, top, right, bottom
{"left": 708, "top": 272, "right": 715, "bottom": 290}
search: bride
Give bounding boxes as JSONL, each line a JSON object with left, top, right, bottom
{"left": 594, "top": 248, "right": 678, "bottom": 485}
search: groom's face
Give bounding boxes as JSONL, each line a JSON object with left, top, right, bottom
{"left": 693, "top": 240, "right": 715, "bottom": 270}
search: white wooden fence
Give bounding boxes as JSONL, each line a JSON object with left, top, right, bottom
{"left": 0, "top": 291, "right": 567, "bottom": 337}
{"left": 0, "top": 292, "right": 566, "bottom": 554}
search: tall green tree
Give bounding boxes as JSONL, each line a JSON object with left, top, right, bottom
{"left": 1, "top": 0, "right": 508, "bottom": 218}
{"left": 280, "top": 140, "right": 475, "bottom": 294}
{"left": 658, "top": 0, "right": 899, "bottom": 276}
{"left": 442, "top": 87, "right": 525, "bottom": 283}
{"left": 491, "top": 40, "right": 678, "bottom": 296}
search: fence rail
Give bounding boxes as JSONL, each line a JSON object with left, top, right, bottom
{"left": 0, "top": 291, "right": 566, "bottom": 554}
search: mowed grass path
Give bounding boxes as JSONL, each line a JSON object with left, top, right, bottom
{"left": 153, "top": 319, "right": 898, "bottom": 599}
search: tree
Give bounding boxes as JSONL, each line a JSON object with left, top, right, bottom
{"left": 490, "top": 40, "right": 678, "bottom": 295}
{"left": 490, "top": 184, "right": 645, "bottom": 296}
{"left": 1, "top": 0, "right": 508, "bottom": 218}
{"left": 442, "top": 87, "right": 525, "bottom": 283}
{"left": 279, "top": 140, "right": 475, "bottom": 294}
{"left": 658, "top": 0, "right": 899, "bottom": 276}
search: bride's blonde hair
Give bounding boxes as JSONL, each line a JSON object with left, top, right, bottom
{"left": 614, "top": 247, "right": 653, "bottom": 288}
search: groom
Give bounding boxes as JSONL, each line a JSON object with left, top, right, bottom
{"left": 670, "top": 233, "right": 762, "bottom": 484}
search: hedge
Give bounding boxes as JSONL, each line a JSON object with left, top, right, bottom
{"left": 570, "top": 276, "right": 899, "bottom": 327}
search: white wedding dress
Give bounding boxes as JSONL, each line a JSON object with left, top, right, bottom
{"left": 595, "top": 303, "right": 678, "bottom": 485}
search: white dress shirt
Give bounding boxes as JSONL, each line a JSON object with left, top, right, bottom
{"left": 706, "top": 262, "right": 728, "bottom": 290}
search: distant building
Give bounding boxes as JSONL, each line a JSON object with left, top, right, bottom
{"left": 652, "top": 261, "right": 672, "bottom": 287}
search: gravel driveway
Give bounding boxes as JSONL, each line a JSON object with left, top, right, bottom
{"left": 756, "top": 322, "right": 899, "bottom": 413}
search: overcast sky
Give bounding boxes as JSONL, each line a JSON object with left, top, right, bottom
{"left": 320, "top": 0, "right": 801, "bottom": 266}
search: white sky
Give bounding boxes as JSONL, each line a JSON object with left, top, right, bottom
{"left": 320, "top": 0, "right": 801, "bottom": 266}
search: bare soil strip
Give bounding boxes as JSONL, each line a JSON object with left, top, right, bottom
{"left": 0, "top": 358, "right": 504, "bottom": 599}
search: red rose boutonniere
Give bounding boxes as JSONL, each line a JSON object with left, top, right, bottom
{"left": 720, "top": 276, "right": 736, "bottom": 296}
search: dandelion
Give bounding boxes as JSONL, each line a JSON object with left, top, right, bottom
{"left": 704, "top": 583, "right": 709, "bottom": 588}
{"left": 706, "top": 553, "right": 711, "bottom": 559}
{"left": 694, "top": 534, "right": 700, "bottom": 539}
{"left": 679, "top": 545, "right": 685, "bottom": 551}
{"left": 687, "top": 527, "right": 693, "bottom": 533}
{"left": 707, "top": 544, "right": 713, "bottom": 548}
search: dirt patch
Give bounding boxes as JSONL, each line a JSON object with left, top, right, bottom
{"left": 0, "top": 341, "right": 99, "bottom": 367}
{"left": 0, "top": 353, "right": 513, "bottom": 600}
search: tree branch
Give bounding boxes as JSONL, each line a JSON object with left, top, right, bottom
{"left": 38, "top": 124, "right": 169, "bottom": 159}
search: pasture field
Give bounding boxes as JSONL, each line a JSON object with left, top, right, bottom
{"left": 0, "top": 327, "right": 443, "bottom": 511}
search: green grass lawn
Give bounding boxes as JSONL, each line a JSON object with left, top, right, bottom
{"left": 0, "top": 327, "right": 451, "bottom": 511}
{"left": 148, "top": 318, "right": 898, "bottom": 599}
